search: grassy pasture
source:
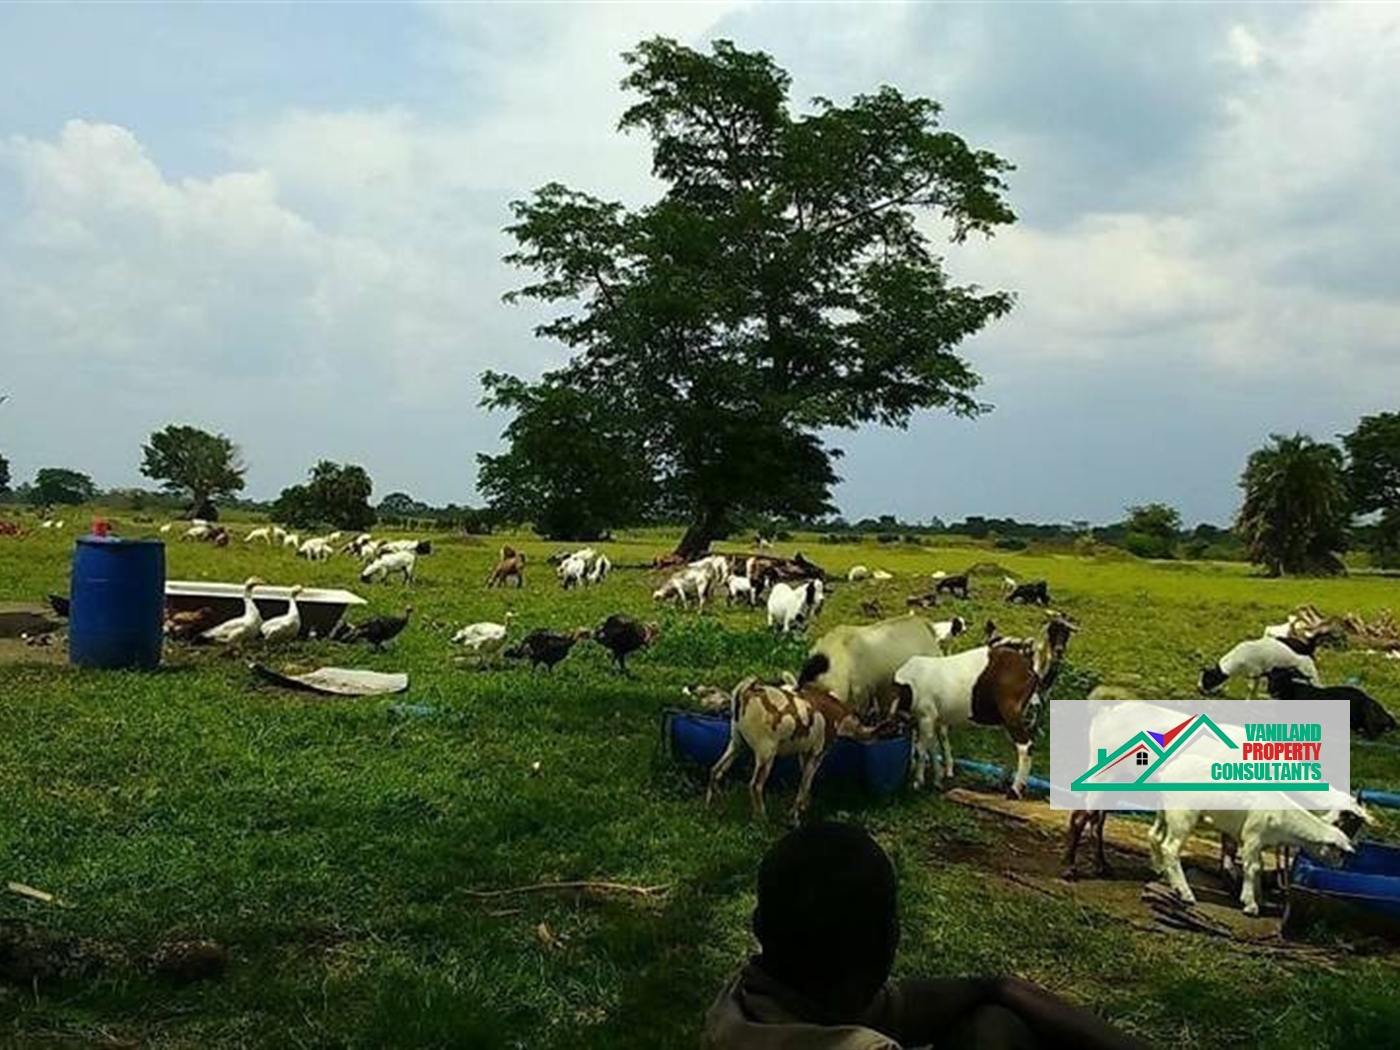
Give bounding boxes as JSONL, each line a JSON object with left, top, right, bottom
{"left": 2, "top": 519, "right": 1400, "bottom": 1047}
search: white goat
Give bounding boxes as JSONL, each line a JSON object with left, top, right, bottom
{"left": 766, "top": 579, "right": 825, "bottom": 633}
{"left": 244, "top": 527, "right": 272, "bottom": 544}
{"left": 725, "top": 573, "right": 758, "bottom": 606}
{"left": 1199, "top": 637, "right": 1320, "bottom": 696}
{"left": 653, "top": 566, "right": 713, "bottom": 609}
{"left": 798, "top": 617, "right": 945, "bottom": 717}
{"left": 1148, "top": 754, "right": 1355, "bottom": 915}
{"left": 361, "top": 550, "right": 416, "bottom": 584}
{"left": 298, "top": 538, "right": 334, "bottom": 562}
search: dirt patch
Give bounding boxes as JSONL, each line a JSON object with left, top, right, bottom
{"left": 939, "top": 787, "right": 1298, "bottom": 946}
{"left": 0, "top": 634, "right": 68, "bottom": 666}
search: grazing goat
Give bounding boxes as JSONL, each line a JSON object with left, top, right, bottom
{"left": 725, "top": 573, "right": 759, "bottom": 606}
{"left": 933, "top": 573, "right": 970, "bottom": 599}
{"left": 361, "top": 550, "right": 415, "bottom": 584}
{"left": 894, "top": 617, "right": 1075, "bottom": 797}
{"left": 933, "top": 616, "right": 967, "bottom": 643}
{"left": 244, "top": 527, "right": 272, "bottom": 545}
{"left": 1266, "top": 668, "right": 1398, "bottom": 739}
{"left": 766, "top": 579, "right": 825, "bottom": 633}
{"left": 653, "top": 566, "right": 715, "bottom": 609}
{"left": 798, "top": 616, "right": 945, "bottom": 717}
{"left": 706, "top": 675, "right": 878, "bottom": 821}
{"left": 487, "top": 546, "right": 526, "bottom": 588}
{"left": 1199, "top": 637, "right": 1319, "bottom": 696}
{"left": 1147, "top": 756, "right": 1355, "bottom": 915}
{"left": 298, "top": 538, "right": 334, "bottom": 562}
{"left": 1005, "top": 579, "right": 1051, "bottom": 605}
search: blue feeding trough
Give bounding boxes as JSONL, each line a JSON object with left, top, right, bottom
{"left": 1287, "top": 841, "right": 1400, "bottom": 940}
{"left": 664, "top": 710, "right": 911, "bottom": 797}
{"left": 69, "top": 534, "right": 165, "bottom": 670}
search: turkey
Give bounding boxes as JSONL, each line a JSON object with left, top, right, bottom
{"left": 260, "top": 586, "right": 304, "bottom": 644}
{"left": 451, "top": 612, "right": 515, "bottom": 664}
{"left": 592, "top": 615, "right": 660, "bottom": 674}
{"left": 333, "top": 606, "right": 413, "bottom": 650}
{"left": 503, "top": 628, "right": 589, "bottom": 671}
{"left": 197, "top": 578, "right": 266, "bottom": 648}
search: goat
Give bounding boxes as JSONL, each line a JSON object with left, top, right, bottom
{"left": 487, "top": 546, "right": 526, "bottom": 588}
{"left": 933, "top": 616, "right": 967, "bottom": 644}
{"left": 706, "top": 675, "right": 878, "bottom": 821}
{"left": 298, "top": 538, "right": 334, "bottom": 562}
{"left": 244, "top": 527, "right": 272, "bottom": 545}
{"left": 1006, "top": 579, "right": 1051, "bottom": 606}
{"left": 1146, "top": 756, "right": 1355, "bottom": 915}
{"left": 766, "top": 579, "right": 825, "bottom": 633}
{"left": 933, "top": 573, "right": 970, "bottom": 599}
{"left": 361, "top": 550, "right": 416, "bottom": 584}
{"left": 653, "top": 566, "right": 714, "bottom": 609}
{"left": 1265, "top": 667, "right": 1398, "bottom": 739}
{"left": 725, "top": 573, "right": 758, "bottom": 606}
{"left": 798, "top": 616, "right": 945, "bottom": 717}
{"left": 894, "top": 617, "right": 1076, "bottom": 797}
{"left": 1199, "top": 637, "right": 1319, "bottom": 697}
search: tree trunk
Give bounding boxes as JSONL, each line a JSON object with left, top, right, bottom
{"left": 674, "top": 507, "right": 727, "bottom": 561}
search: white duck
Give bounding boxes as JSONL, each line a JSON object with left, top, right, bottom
{"left": 199, "top": 577, "right": 266, "bottom": 648}
{"left": 260, "top": 585, "right": 304, "bottom": 644}
{"left": 452, "top": 612, "right": 515, "bottom": 663}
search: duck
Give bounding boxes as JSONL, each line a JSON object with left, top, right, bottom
{"left": 451, "top": 612, "right": 515, "bottom": 662}
{"left": 592, "top": 615, "right": 660, "bottom": 674}
{"left": 260, "top": 585, "right": 304, "bottom": 644}
{"left": 198, "top": 578, "right": 266, "bottom": 648}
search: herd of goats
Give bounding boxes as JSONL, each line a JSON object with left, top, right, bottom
{"left": 31, "top": 522, "right": 1400, "bottom": 920}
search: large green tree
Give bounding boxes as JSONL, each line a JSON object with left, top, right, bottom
{"left": 1236, "top": 434, "right": 1349, "bottom": 576}
{"left": 1342, "top": 411, "right": 1400, "bottom": 567}
{"left": 31, "top": 467, "right": 97, "bottom": 506}
{"left": 0, "top": 452, "right": 10, "bottom": 495}
{"left": 478, "top": 377, "right": 658, "bottom": 540}
{"left": 273, "top": 461, "right": 375, "bottom": 531}
{"left": 140, "top": 424, "right": 246, "bottom": 521}
{"left": 490, "top": 37, "right": 1015, "bottom": 556}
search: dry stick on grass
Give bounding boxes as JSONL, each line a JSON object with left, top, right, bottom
{"left": 463, "top": 880, "right": 671, "bottom": 901}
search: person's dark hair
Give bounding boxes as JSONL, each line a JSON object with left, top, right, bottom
{"left": 753, "top": 822, "right": 900, "bottom": 1018}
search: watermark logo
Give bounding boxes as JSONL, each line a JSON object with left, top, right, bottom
{"left": 1050, "top": 699, "right": 1348, "bottom": 810}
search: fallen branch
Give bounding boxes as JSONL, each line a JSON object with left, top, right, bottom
{"left": 463, "top": 880, "right": 670, "bottom": 901}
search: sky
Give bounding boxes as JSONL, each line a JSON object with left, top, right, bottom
{"left": 2, "top": 2, "right": 1398, "bottom": 527}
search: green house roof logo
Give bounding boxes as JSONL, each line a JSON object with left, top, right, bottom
{"left": 1071, "top": 713, "right": 1330, "bottom": 793}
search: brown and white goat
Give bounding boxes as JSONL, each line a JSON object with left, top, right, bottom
{"left": 487, "top": 546, "right": 527, "bottom": 588}
{"left": 706, "top": 676, "right": 878, "bottom": 821}
{"left": 893, "top": 616, "right": 1076, "bottom": 797}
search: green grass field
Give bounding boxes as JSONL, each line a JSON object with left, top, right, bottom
{"left": 3, "top": 519, "right": 1400, "bottom": 1048}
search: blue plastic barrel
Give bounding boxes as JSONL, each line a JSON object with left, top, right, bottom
{"left": 69, "top": 536, "right": 165, "bottom": 670}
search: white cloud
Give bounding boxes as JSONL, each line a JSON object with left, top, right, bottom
{"left": 1227, "top": 25, "right": 1264, "bottom": 70}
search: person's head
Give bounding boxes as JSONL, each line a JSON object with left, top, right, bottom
{"left": 752, "top": 822, "right": 899, "bottom": 1018}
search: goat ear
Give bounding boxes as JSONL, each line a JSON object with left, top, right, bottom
{"left": 781, "top": 670, "right": 798, "bottom": 688}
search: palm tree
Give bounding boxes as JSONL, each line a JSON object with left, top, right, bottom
{"left": 1236, "top": 433, "right": 1349, "bottom": 576}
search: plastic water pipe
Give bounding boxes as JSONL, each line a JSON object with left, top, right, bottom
{"left": 953, "top": 758, "right": 1053, "bottom": 796}
{"left": 1358, "top": 789, "right": 1400, "bottom": 811}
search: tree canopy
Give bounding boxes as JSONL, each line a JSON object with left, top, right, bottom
{"left": 1122, "top": 502, "right": 1181, "bottom": 559}
{"left": 140, "top": 424, "right": 246, "bottom": 521}
{"left": 488, "top": 36, "right": 1015, "bottom": 555}
{"left": 1342, "top": 412, "right": 1400, "bottom": 568}
{"left": 0, "top": 452, "right": 9, "bottom": 495}
{"left": 273, "top": 461, "right": 376, "bottom": 531}
{"left": 1236, "top": 433, "right": 1348, "bottom": 576}
{"left": 31, "top": 467, "right": 97, "bottom": 506}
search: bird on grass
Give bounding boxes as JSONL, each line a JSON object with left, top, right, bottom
{"left": 593, "top": 615, "right": 660, "bottom": 674}
{"left": 451, "top": 612, "right": 514, "bottom": 664}
{"left": 333, "top": 606, "right": 413, "bottom": 651}
{"left": 197, "top": 578, "right": 266, "bottom": 649}
{"left": 504, "top": 628, "right": 590, "bottom": 671}
{"left": 165, "top": 606, "right": 220, "bottom": 641}
{"left": 260, "top": 586, "right": 304, "bottom": 645}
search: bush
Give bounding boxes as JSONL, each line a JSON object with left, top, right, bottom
{"left": 993, "top": 536, "right": 1028, "bottom": 551}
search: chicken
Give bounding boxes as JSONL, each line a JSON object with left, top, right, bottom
{"left": 47, "top": 594, "right": 70, "bottom": 619}
{"left": 197, "top": 578, "right": 266, "bottom": 648}
{"left": 451, "top": 612, "right": 515, "bottom": 663}
{"left": 259, "top": 586, "right": 304, "bottom": 644}
{"left": 165, "top": 606, "right": 221, "bottom": 642}
{"left": 333, "top": 606, "right": 413, "bottom": 650}
{"left": 503, "top": 628, "right": 590, "bottom": 671}
{"left": 592, "top": 615, "right": 660, "bottom": 674}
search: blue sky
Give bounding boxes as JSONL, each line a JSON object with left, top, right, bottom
{"left": 2, "top": 2, "right": 1398, "bottom": 526}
